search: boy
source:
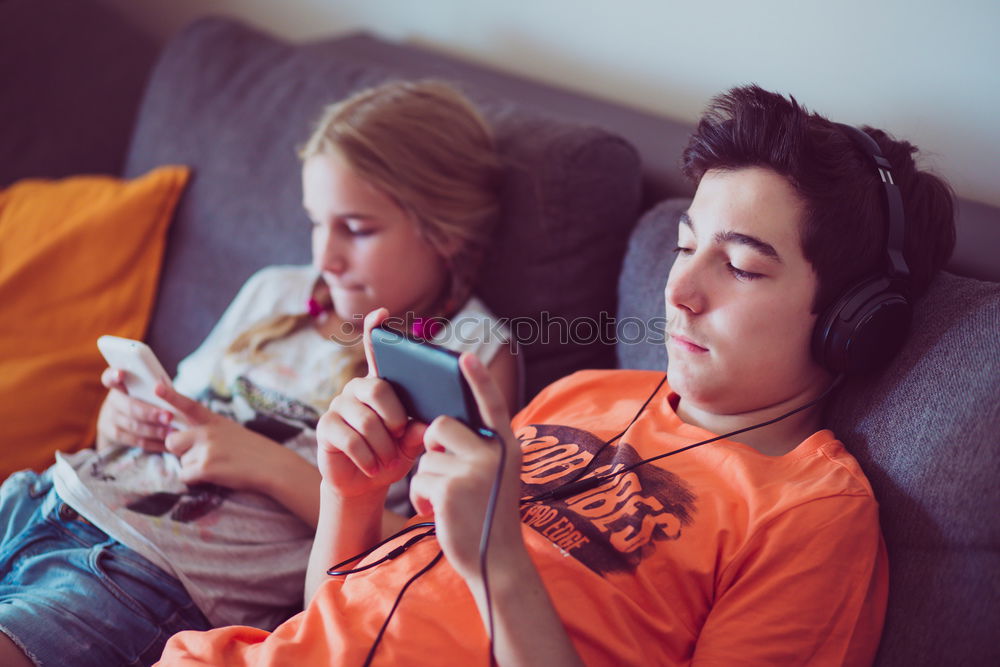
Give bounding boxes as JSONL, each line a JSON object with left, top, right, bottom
{"left": 158, "top": 85, "right": 955, "bottom": 666}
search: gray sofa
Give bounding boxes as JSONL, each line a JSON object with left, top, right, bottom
{"left": 4, "top": 1, "right": 998, "bottom": 664}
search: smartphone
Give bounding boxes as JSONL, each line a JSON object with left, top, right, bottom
{"left": 96, "top": 335, "right": 183, "bottom": 421}
{"left": 370, "top": 326, "right": 484, "bottom": 432}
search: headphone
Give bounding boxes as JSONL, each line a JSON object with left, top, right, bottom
{"left": 811, "top": 123, "right": 913, "bottom": 375}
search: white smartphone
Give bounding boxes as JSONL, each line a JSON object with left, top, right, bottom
{"left": 96, "top": 335, "right": 183, "bottom": 423}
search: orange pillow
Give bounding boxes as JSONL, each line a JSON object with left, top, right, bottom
{"left": 0, "top": 166, "right": 190, "bottom": 478}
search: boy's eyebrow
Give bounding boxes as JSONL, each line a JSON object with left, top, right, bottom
{"left": 679, "top": 210, "right": 783, "bottom": 264}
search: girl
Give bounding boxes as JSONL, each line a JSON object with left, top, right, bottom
{"left": 0, "top": 80, "right": 517, "bottom": 667}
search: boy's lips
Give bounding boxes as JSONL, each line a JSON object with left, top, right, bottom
{"left": 669, "top": 332, "right": 709, "bottom": 353}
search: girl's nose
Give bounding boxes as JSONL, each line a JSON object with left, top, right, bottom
{"left": 317, "top": 235, "right": 347, "bottom": 275}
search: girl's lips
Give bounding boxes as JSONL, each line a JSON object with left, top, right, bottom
{"left": 327, "top": 281, "right": 365, "bottom": 292}
{"left": 320, "top": 273, "right": 365, "bottom": 291}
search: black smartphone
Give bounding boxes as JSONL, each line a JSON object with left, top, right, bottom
{"left": 370, "top": 326, "right": 484, "bottom": 431}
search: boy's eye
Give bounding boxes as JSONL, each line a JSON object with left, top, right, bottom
{"left": 673, "top": 244, "right": 763, "bottom": 281}
{"left": 727, "top": 264, "right": 763, "bottom": 281}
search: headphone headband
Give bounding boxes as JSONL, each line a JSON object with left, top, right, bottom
{"left": 831, "top": 123, "right": 910, "bottom": 280}
{"left": 812, "top": 123, "right": 913, "bottom": 374}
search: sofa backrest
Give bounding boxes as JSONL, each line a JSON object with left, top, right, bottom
{"left": 124, "top": 17, "right": 642, "bottom": 401}
{"left": 618, "top": 198, "right": 1000, "bottom": 667}
{"left": 0, "top": 0, "right": 156, "bottom": 187}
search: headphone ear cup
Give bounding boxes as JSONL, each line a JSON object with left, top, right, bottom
{"left": 813, "top": 276, "right": 912, "bottom": 375}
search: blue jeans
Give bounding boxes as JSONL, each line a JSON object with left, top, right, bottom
{"left": 0, "top": 468, "right": 211, "bottom": 666}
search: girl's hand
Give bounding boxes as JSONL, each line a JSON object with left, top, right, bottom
{"left": 409, "top": 352, "right": 525, "bottom": 581}
{"left": 95, "top": 368, "right": 176, "bottom": 452}
{"left": 315, "top": 309, "right": 427, "bottom": 500}
{"left": 155, "top": 383, "right": 279, "bottom": 492}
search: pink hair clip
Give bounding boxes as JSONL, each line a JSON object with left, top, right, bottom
{"left": 411, "top": 317, "right": 445, "bottom": 340}
{"left": 307, "top": 297, "right": 330, "bottom": 319}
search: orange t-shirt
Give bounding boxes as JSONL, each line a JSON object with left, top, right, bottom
{"left": 158, "top": 370, "right": 888, "bottom": 666}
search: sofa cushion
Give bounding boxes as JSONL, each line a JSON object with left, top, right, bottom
{"left": 0, "top": 166, "right": 189, "bottom": 477}
{"left": 826, "top": 271, "right": 1000, "bottom": 666}
{"left": 617, "top": 198, "right": 1000, "bottom": 666}
{"left": 124, "top": 17, "right": 642, "bottom": 401}
{"left": 615, "top": 198, "right": 685, "bottom": 370}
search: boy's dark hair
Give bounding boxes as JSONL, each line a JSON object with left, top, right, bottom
{"left": 681, "top": 84, "right": 956, "bottom": 312}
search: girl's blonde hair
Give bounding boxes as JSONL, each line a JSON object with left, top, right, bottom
{"left": 228, "top": 80, "right": 503, "bottom": 386}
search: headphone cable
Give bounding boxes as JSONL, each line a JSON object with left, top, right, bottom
{"left": 477, "top": 428, "right": 506, "bottom": 666}
{"left": 526, "top": 374, "right": 845, "bottom": 503}
{"left": 337, "top": 373, "right": 844, "bottom": 662}
{"left": 360, "top": 548, "right": 445, "bottom": 667}
{"left": 332, "top": 427, "right": 506, "bottom": 666}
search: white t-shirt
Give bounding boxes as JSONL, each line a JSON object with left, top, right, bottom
{"left": 53, "top": 265, "right": 509, "bottom": 629}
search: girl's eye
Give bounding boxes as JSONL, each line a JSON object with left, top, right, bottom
{"left": 672, "top": 246, "right": 693, "bottom": 256}
{"left": 727, "top": 264, "right": 763, "bottom": 281}
{"left": 338, "top": 219, "right": 376, "bottom": 237}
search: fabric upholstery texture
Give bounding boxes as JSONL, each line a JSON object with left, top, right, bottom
{"left": 0, "top": 166, "right": 190, "bottom": 478}
{"left": 616, "top": 199, "right": 1000, "bottom": 666}
{"left": 123, "top": 17, "right": 642, "bottom": 400}
{"left": 0, "top": 0, "right": 157, "bottom": 187}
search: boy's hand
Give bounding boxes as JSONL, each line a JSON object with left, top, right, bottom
{"left": 409, "top": 352, "right": 525, "bottom": 581}
{"left": 315, "top": 308, "right": 426, "bottom": 499}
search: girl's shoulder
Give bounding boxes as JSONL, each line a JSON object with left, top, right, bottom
{"left": 241, "top": 265, "right": 315, "bottom": 303}
{"left": 452, "top": 296, "right": 500, "bottom": 324}
{"left": 230, "top": 265, "right": 315, "bottom": 321}
{"left": 432, "top": 296, "right": 510, "bottom": 363}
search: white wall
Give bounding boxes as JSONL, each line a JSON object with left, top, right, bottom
{"left": 99, "top": 0, "right": 1000, "bottom": 207}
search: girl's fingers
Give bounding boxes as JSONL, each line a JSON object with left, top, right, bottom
{"left": 103, "top": 391, "right": 173, "bottom": 448}
{"left": 136, "top": 437, "right": 168, "bottom": 453}
{"left": 106, "top": 419, "right": 165, "bottom": 452}
{"left": 111, "top": 408, "right": 170, "bottom": 441}
{"left": 119, "top": 390, "right": 174, "bottom": 426}
{"left": 362, "top": 308, "right": 390, "bottom": 378}
{"left": 154, "top": 382, "right": 210, "bottom": 425}
{"left": 164, "top": 429, "right": 195, "bottom": 458}
{"left": 101, "top": 367, "right": 126, "bottom": 391}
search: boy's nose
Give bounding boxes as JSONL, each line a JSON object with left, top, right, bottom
{"left": 665, "top": 261, "right": 705, "bottom": 315}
